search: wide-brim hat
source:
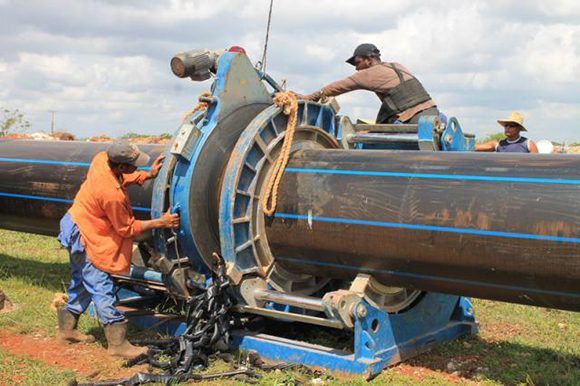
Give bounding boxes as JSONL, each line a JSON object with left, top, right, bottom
{"left": 497, "top": 111, "right": 527, "bottom": 131}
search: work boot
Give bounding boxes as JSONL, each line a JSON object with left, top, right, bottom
{"left": 57, "top": 308, "right": 96, "bottom": 344}
{"left": 103, "top": 319, "right": 148, "bottom": 359}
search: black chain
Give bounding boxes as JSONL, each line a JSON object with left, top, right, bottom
{"left": 71, "top": 254, "right": 334, "bottom": 386}
{"left": 73, "top": 254, "right": 238, "bottom": 386}
{"left": 140, "top": 253, "right": 234, "bottom": 375}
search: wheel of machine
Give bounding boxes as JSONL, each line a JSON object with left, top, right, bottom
{"left": 364, "top": 277, "right": 424, "bottom": 314}
{"left": 220, "top": 101, "right": 341, "bottom": 294}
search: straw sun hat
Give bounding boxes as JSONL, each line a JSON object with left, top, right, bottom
{"left": 497, "top": 111, "right": 527, "bottom": 131}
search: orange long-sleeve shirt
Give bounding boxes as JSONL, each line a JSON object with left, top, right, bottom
{"left": 69, "top": 152, "right": 149, "bottom": 274}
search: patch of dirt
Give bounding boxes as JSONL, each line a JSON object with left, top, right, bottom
{"left": 86, "top": 134, "right": 113, "bottom": 142}
{"left": 0, "top": 329, "right": 147, "bottom": 381}
{"left": 479, "top": 322, "right": 524, "bottom": 342}
{"left": 393, "top": 363, "right": 464, "bottom": 383}
{"left": 52, "top": 131, "right": 76, "bottom": 141}
{"left": 126, "top": 136, "right": 171, "bottom": 144}
{"left": 2, "top": 133, "right": 32, "bottom": 140}
{"left": 85, "top": 135, "right": 171, "bottom": 144}
{"left": 405, "top": 343, "right": 487, "bottom": 383}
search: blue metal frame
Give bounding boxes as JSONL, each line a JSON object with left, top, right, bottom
{"left": 440, "top": 117, "right": 475, "bottom": 151}
{"left": 234, "top": 293, "right": 476, "bottom": 379}
{"left": 346, "top": 115, "right": 474, "bottom": 152}
{"left": 151, "top": 51, "right": 272, "bottom": 274}
{"left": 418, "top": 115, "right": 474, "bottom": 151}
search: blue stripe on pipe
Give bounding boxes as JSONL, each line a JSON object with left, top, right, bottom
{"left": 0, "top": 157, "right": 90, "bottom": 167}
{"left": 0, "top": 192, "right": 72, "bottom": 204}
{"left": 0, "top": 192, "right": 151, "bottom": 212}
{"left": 276, "top": 256, "right": 580, "bottom": 299}
{"left": 130, "top": 206, "right": 152, "bottom": 212}
{"left": 285, "top": 167, "right": 580, "bottom": 185}
{"left": 0, "top": 157, "right": 151, "bottom": 171}
{"left": 274, "top": 213, "right": 580, "bottom": 243}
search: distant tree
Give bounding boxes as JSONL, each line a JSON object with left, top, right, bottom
{"left": 0, "top": 108, "right": 31, "bottom": 136}
{"left": 478, "top": 132, "right": 505, "bottom": 143}
{"left": 121, "top": 132, "right": 149, "bottom": 139}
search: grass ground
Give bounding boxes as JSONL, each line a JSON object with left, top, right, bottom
{"left": 0, "top": 229, "right": 578, "bottom": 385}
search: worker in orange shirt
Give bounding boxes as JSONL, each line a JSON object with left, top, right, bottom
{"left": 56, "top": 141, "right": 179, "bottom": 359}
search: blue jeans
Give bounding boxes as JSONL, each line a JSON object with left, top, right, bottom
{"left": 65, "top": 251, "right": 125, "bottom": 325}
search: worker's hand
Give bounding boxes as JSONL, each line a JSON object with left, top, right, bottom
{"left": 302, "top": 91, "right": 323, "bottom": 102}
{"left": 291, "top": 91, "right": 309, "bottom": 100}
{"left": 148, "top": 155, "right": 165, "bottom": 179}
{"left": 158, "top": 208, "right": 180, "bottom": 229}
{"left": 305, "top": 93, "right": 318, "bottom": 101}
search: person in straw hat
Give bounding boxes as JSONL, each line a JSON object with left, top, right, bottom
{"left": 475, "top": 111, "right": 538, "bottom": 153}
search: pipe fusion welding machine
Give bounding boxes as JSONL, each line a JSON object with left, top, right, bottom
{"left": 0, "top": 47, "right": 578, "bottom": 378}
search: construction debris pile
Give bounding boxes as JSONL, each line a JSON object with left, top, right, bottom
{"left": 2, "top": 132, "right": 171, "bottom": 144}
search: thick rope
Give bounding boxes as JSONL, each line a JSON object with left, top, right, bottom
{"left": 179, "top": 91, "right": 212, "bottom": 125}
{"left": 261, "top": 91, "right": 298, "bottom": 216}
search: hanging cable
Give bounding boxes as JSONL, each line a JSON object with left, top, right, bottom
{"left": 258, "top": 0, "right": 274, "bottom": 74}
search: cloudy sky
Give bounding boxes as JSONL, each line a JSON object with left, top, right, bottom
{"left": 1, "top": 0, "right": 579, "bottom": 142}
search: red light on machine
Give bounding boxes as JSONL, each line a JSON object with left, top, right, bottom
{"left": 228, "top": 46, "right": 246, "bottom": 54}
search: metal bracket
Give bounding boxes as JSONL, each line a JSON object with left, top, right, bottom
{"left": 322, "top": 290, "right": 362, "bottom": 329}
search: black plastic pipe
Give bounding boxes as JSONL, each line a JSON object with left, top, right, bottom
{"left": 266, "top": 150, "right": 580, "bottom": 311}
{"left": 1, "top": 140, "right": 579, "bottom": 311}
{"left": 0, "top": 140, "right": 163, "bottom": 236}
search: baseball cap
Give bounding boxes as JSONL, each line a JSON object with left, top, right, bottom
{"left": 346, "top": 43, "right": 381, "bottom": 65}
{"left": 107, "top": 141, "right": 150, "bottom": 167}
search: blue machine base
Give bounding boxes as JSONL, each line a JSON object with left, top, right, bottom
{"left": 232, "top": 293, "right": 476, "bottom": 379}
{"left": 93, "top": 289, "right": 476, "bottom": 379}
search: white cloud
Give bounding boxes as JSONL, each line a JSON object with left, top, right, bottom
{"left": 304, "top": 44, "right": 336, "bottom": 62}
{"left": 0, "top": 0, "right": 578, "bottom": 141}
{"left": 517, "top": 24, "right": 580, "bottom": 83}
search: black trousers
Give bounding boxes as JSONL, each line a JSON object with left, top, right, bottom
{"left": 378, "top": 106, "right": 440, "bottom": 124}
{"left": 405, "top": 106, "right": 440, "bottom": 124}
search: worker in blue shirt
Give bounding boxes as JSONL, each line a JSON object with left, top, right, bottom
{"left": 475, "top": 111, "right": 538, "bottom": 153}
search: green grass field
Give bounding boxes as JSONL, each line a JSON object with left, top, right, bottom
{"left": 0, "top": 229, "right": 578, "bottom": 385}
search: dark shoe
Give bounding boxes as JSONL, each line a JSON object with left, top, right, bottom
{"left": 103, "top": 320, "right": 148, "bottom": 359}
{"left": 57, "top": 308, "right": 96, "bottom": 344}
